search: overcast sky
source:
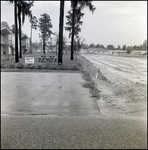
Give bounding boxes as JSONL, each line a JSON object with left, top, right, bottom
{"left": 1, "top": 1, "right": 147, "bottom": 48}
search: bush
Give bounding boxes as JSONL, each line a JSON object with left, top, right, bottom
{"left": 36, "top": 64, "right": 43, "bottom": 69}
{"left": 28, "top": 64, "right": 36, "bottom": 69}
{"left": 126, "top": 49, "right": 131, "bottom": 54}
{"left": 17, "top": 63, "right": 24, "bottom": 69}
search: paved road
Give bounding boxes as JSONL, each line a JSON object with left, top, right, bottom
{"left": 1, "top": 72, "right": 147, "bottom": 149}
{"left": 1, "top": 72, "right": 99, "bottom": 116}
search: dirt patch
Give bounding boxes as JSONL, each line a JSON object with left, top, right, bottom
{"left": 80, "top": 54, "right": 147, "bottom": 118}
{"left": 78, "top": 57, "right": 100, "bottom": 99}
{"left": 81, "top": 71, "right": 100, "bottom": 98}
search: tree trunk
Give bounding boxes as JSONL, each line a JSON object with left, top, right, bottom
{"left": 18, "top": 4, "right": 22, "bottom": 58}
{"left": 43, "top": 31, "right": 46, "bottom": 55}
{"left": 56, "top": 41, "right": 58, "bottom": 55}
{"left": 30, "top": 25, "right": 32, "bottom": 54}
{"left": 43, "top": 39, "right": 45, "bottom": 55}
{"left": 71, "top": 5, "right": 75, "bottom": 60}
{"left": 58, "top": 0, "right": 64, "bottom": 64}
{"left": 15, "top": 1, "right": 19, "bottom": 63}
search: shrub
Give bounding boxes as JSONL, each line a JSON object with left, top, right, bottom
{"left": 17, "top": 63, "right": 24, "bottom": 69}
{"left": 126, "top": 49, "right": 131, "bottom": 54}
{"left": 36, "top": 64, "right": 43, "bottom": 69}
{"left": 28, "top": 64, "right": 36, "bottom": 69}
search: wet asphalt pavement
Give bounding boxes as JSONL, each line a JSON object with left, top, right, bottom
{"left": 1, "top": 72, "right": 147, "bottom": 149}
{"left": 1, "top": 72, "right": 99, "bottom": 116}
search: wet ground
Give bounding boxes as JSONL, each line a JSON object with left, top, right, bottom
{"left": 1, "top": 72, "right": 99, "bottom": 116}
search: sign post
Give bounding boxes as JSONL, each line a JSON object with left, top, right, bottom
{"left": 93, "top": 69, "right": 100, "bottom": 96}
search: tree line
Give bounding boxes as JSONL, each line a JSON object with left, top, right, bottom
{"left": 88, "top": 40, "right": 147, "bottom": 52}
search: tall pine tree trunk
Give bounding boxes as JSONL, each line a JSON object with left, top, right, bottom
{"left": 18, "top": 4, "right": 22, "bottom": 58}
{"left": 15, "top": 1, "right": 19, "bottom": 63}
{"left": 43, "top": 27, "right": 45, "bottom": 55}
{"left": 58, "top": 1, "right": 64, "bottom": 64}
{"left": 43, "top": 38, "right": 45, "bottom": 55}
{"left": 56, "top": 41, "right": 58, "bottom": 55}
{"left": 30, "top": 25, "right": 32, "bottom": 54}
{"left": 71, "top": 5, "right": 75, "bottom": 60}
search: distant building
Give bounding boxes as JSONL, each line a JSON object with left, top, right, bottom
{"left": 132, "top": 50, "right": 147, "bottom": 55}
{"left": 1, "top": 22, "right": 29, "bottom": 56}
{"left": 113, "top": 50, "right": 126, "bottom": 54}
{"left": 21, "top": 34, "right": 29, "bottom": 53}
{"left": 1, "top": 27, "right": 12, "bottom": 55}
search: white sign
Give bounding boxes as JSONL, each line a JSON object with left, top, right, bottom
{"left": 25, "top": 57, "right": 34, "bottom": 64}
{"left": 95, "top": 73, "right": 99, "bottom": 79}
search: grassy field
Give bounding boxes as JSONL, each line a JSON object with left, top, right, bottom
{"left": 1, "top": 52, "right": 83, "bottom": 70}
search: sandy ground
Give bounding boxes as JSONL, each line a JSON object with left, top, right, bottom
{"left": 80, "top": 53, "right": 147, "bottom": 119}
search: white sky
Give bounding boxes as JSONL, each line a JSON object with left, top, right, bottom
{"left": 1, "top": 1, "right": 147, "bottom": 48}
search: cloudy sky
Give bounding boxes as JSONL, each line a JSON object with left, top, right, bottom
{"left": 1, "top": 1, "right": 147, "bottom": 48}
